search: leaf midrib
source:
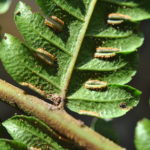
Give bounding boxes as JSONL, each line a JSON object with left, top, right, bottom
{"left": 67, "top": 96, "right": 133, "bottom": 103}
{"left": 61, "top": 0, "right": 98, "bottom": 98}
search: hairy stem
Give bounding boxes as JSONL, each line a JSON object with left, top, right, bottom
{"left": 0, "top": 79, "right": 125, "bottom": 150}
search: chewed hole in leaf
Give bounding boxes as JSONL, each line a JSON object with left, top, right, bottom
{"left": 107, "top": 13, "right": 131, "bottom": 25}
{"left": 84, "top": 80, "right": 107, "bottom": 90}
{"left": 44, "top": 16, "right": 64, "bottom": 32}
{"left": 35, "top": 48, "right": 56, "bottom": 66}
{"left": 15, "top": 11, "right": 21, "bottom": 16}
{"left": 94, "top": 47, "right": 120, "bottom": 59}
{"left": 119, "top": 102, "right": 128, "bottom": 109}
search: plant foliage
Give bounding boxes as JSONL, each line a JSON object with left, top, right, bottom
{"left": 1, "top": 0, "right": 148, "bottom": 119}
{"left": 0, "top": 139, "right": 27, "bottom": 150}
{"left": 2, "top": 115, "right": 80, "bottom": 150}
{"left": 135, "top": 118, "right": 150, "bottom": 150}
{"left": 0, "top": 0, "right": 11, "bottom": 14}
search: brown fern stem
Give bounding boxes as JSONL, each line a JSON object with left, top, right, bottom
{"left": 0, "top": 79, "right": 125, "bottom": 150}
